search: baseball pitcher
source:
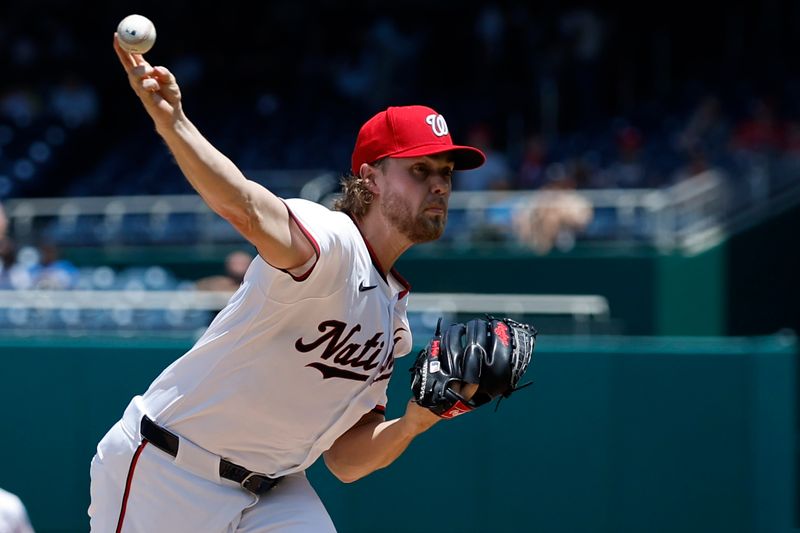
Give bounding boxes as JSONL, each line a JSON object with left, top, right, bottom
{"left": 89, "top": 33, "right": 536, "bottom": 532}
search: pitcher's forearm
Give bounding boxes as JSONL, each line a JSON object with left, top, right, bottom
{"left": 114, "top": 35, "right": 309, "bottom": 267}
{"left": 324, "top": 404, "right": 440, "bottom": 483}
{"left": 156, "top": 115, "right": 254, "bottom": 219}
{"left": 323, "top": 417, "right": 421, "bottom": 483}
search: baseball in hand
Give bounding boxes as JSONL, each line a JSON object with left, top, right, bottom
{"left": 117, "top": 14, "right": 156, "bottom": 54}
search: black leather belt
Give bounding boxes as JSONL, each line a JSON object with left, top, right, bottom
{"left": 140, "top": 415, "right": 281, "bottom": 495}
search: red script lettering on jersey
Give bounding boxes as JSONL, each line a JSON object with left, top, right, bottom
{"left": 295, "top": 320, "right": 396, "bottom": 382}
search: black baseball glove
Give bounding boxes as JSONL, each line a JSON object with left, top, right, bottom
{"left": 410, "top": 316, "right": 537, "bottom": 418}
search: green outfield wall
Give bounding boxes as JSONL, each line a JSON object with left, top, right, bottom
{"left": 0, "top": 334, "right": 794, "bottom": 532}
{"left": 397, "top": 245, "right": 728, "bottom": 336}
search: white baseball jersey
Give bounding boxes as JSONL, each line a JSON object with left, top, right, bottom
{"left": 139, "top": 198, "right": 413, "bottom": 477}
{"left": 0, "top": 488, "right": 35, "bottom": 533}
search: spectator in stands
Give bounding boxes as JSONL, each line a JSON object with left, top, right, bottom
{"left": 678, "top": 96, "right": 730, "bottom": 159}
{"left": 512, "top": 164, "right": 593, "bottom": 254}
{"left": 0, "top": 486, "right": 35, "bottom": 533}
{"left": 595, "top": 125, "right": 646, "bottom": 188}
{"left": 729, "top": 97, "right": 786, "bottom": 204}
{"left": 455, "top": 123, "right": 512, "bottom": 191}
{"left": 0, "top": 202, "right": 7, "bottom": 238}
{"left": 333, "top": 17, "right": 420, "bottom": 108}
{"left": 0, "top": 237, "right": 16, "bottom": 288}
{"left": 731, "top": 97, "right": 786, "bottom": 154}
{"left": 0, "top": 85, "right": 41, "bottom": 128}
{"left": 195, "top": 250, "right": 254, "bottom": 292}
{"left": 474, "top": 3, "right": 506, "bottom": 67}
{"left": 48, "top": 74, "right": 99, "bottom": 128}
{"left": 517, "top": 134, "right": 549, "bottom": 189}
{"left": 28, "top": 241, "right": 78, "bottom": 290}
{"left": 558, "top": 7, "right": 606, "bottom": 127}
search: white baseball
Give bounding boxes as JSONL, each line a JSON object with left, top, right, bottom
{"left": 117, "top": 14, "right": 156, "bottom": 54}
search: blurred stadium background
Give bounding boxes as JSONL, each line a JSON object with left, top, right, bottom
{"left": 0, "top": 1, "right": 798, "bottom": 531}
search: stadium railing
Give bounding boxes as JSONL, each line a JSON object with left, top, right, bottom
{"left": 4, "top": 170, "right": 732, "bottom": 252}
{"left": 0, "top": 290, "right": 612, "bottom": 337}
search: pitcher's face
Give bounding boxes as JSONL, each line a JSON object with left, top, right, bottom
{"left": 377, "top": 155, "right": 453, "bottom": 243}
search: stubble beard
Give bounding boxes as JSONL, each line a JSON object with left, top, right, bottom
{"left": 381, "top": 188, "right": 447, "bottom": 243}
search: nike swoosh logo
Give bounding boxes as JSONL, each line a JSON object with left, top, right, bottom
{"left": 359, "top": 281, "right": 378, "bottom": 292}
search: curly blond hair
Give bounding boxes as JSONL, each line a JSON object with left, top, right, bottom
{"left": 332, "top": 159, "right": 385, "bottom": 217}
{"left": 333, "top": 174, "right": 373, "bottom": 218}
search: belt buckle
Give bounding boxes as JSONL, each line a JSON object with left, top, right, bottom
{"left": 241, "top": 472, "right": 276, "bottom": 495}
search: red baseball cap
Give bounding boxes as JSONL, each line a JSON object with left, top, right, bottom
{"left": 351, "top": 105, "right": 486, "bottom": 175}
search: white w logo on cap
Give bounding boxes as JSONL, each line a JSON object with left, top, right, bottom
{"left": 425, "top": 114, "right": 449, "bottom": 137}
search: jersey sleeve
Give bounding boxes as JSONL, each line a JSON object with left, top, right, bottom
{"left": 279, "top": 199, "right": 323, "bottom": 282}
{"left": 252, "top": 198, "right": 356, "bottom": 301}
{"left": 283, "top": 198, "right": 356, "bottom": 277}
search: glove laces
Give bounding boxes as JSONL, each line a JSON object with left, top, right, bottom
{"left": 494, "top": 380, "right": 534, "bottom": 412}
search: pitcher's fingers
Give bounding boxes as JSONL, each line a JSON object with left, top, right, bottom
{"left": 130, "top": 50, "right": 147, "bottom": 67}
{"left": 131, "top": 63, "right": 155, "bottom": 80}
{"left": 113, "top": 33, "right": 137, "bottom": 72}
{"left": 153, "top": 66, "right": 175, "bottom": 84}
{"left": 114, "top": 33, "right": 148, "bottom": 67}
{"left": 142, "top": 78, "right": 160, "bottom": 92}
